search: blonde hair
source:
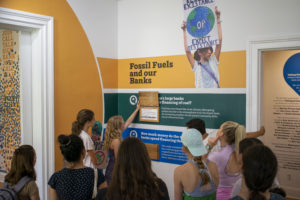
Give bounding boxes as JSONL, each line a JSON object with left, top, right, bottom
{"left": 104, "top": 115, "right": 123, "bottom": 151}
{"left": 222, "top": 121, "right": 246, "bottom": 152}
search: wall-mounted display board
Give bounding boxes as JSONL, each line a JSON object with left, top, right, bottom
{"left": 263, "top": 50, "right": 300, "bottom": 198}
{"left": 122, "top": 128, "right": 186, "bottom": 165}
{"left": 139, "top": 91, "right": 160, "bottom": 122}
{"left": 140, "top": 107, "right": 160, "bottom": 122}
{"left": 144, "top": 143, "right": 159, "bottom": 160}
{"left": 104, "top": 92, "right": 246, "bottom": 165}
{"left": 139, "top": 91, "right": 159, "bottom": 106}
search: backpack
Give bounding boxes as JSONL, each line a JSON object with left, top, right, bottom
{"left": 0, "top": 176, "right": 32, "bottom": 200}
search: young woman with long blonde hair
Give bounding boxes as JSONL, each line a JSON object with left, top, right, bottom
{"left": 103, "top": 102, "right": 140, "bottom": 184}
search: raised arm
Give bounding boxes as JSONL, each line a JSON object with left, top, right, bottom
{"left": 123, "top": 102, "right": 140, "bottom": 131}
{"left": 246, "top": 126, "right": 265, "bottom": 138}
{"left": 182, "top": 21, "right": 195, "bottom": 68}
{"left": 214, "top": 7, "right": 222, "bottom": 61}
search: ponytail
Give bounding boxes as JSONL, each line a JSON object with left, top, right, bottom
{"left": 249, "top": 190, "right": 266, "bottom": 200}
{"left": 222, "top": 121, "right": 246, "bottom": 152}
{"left": 234, "top": 124, "right": 246, "bottom": 153}
{"left": 72, "top": 121, "right": 81, "bottom": 136}
{"left": 72, "top": 109, "right": 94, "bottom": 136}
{"left": 194, "top": 156, "right": 210, "bottom": 186}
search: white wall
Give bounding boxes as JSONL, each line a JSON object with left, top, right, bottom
{"left": 117, "top": 0, "right": 183, "bottom": 58}
{"left": 118, "top": 0, "right": 300, "bottom": 58}
{"left": 67, "top": 0, "right": 118, "bottom": 59}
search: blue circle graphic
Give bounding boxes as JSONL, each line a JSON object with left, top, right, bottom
{"left": 186, "top": 6, "right": 215, "bottom": 38}
{"left": 283, "top": 52, "right": 300, "bottom": 95}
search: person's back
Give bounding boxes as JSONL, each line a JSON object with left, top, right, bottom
{"left": 48, "top": 134, "right": 106, "bottom": 200}
{"left": 208, "top": 144, "right": 240, "bottom": 186}
{"left": 207, "top": 121, "right": 245, "bottom": 199}
{"left": 174, "top": 129, "right": 216, "bottom": 200}
{"left": 72, "top": 109, "right": 97, "bottom": 169}
{"left": 101, "top": 137, "right": 169, "bottom": 200}
{"left": 179, "top": 160, "right": 216, "bottom": 200}
{"left": 230, "top": 145, "right": 285, "bottom": 200}
{"left": 3, "top": 145, "right": 40, "bottom": 200}
{"left": 49, "top": 167, "right": 104, "bottom": 200}
{"left": 104, "top": 103, "right": 140, "bottom": 184}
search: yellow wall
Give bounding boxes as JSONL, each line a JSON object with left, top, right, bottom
{"left": 98, "top": 57, "right": 118, "bottom": 88}
{"left": 0, "top": 0, "right": 103, "bottom": 171}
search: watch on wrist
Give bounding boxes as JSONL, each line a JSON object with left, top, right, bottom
{"left": 205, "top": 144, "right": 211, "bottom": 150}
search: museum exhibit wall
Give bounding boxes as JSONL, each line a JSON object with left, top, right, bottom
{"left": 1, "top": 0, "right": 300, "bottom": 199}
{"left": 0, "top": 0, "right": 116, "bottom": 171}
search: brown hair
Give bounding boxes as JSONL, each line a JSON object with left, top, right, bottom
{"left": 194, "top": 47, "right": 213, "bottom": 61}
{"left": 186, "top": 118, "right": 206, "bottom": 135}
{"left": 72, "top": 109, "right": 94, "bottom": 136}
{"left": 242, "top": 145, "right": 278, "bottom": 200}
{"left": 222, "top": 121, "right": 246, "bottom": 152}
{"left": 104, "top": 115, "right": 123, "bottom": 151}
{"left": 5, "top": 145, "right": 36, "bottom": 185}
{"left": 105, "top": 137, "right": 166, "bottom": 200}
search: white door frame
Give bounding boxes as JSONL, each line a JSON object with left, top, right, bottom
{"left": 246, "top": 35, "right": 300, "bottom": 131}
{"left": 0, "top": 7, "right": 54, "bottom": 199}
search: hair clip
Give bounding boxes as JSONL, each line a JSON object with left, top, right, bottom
{"left": 61, "top": 139, "right": 71, "bottom": 148}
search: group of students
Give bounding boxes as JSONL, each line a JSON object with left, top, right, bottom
{"left": 175, "top": 119, "right": 286, "bottom": 200}
{"left": 2, "top": 105, "right": 287, "bottom": 200}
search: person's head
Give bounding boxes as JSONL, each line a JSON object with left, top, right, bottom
{"left": 239, "top": 138, "right": 263, "bottom": 154}
{"left": 58, "top": 134, "right": 85, "bottom": 163}
{"left": 92, "top": 121, "right": 102, "bottom": 136}
{"left": 104, "top": 115, "right": 124, "bottom": 151}
{"left": 218, "top": 121, "right": 246, "bottom": 152}
{"left": 72, "top": 109, "right": 95, "bottom": 136}
{"left": 242, "top": 145, "right": 278, "bottom": 200}
{"left": 5, "top": 145, "right": 36, "bottom": 184}
{"left": 194, "top": 47, "right": 213, "bottom": 62}
{"left": 186, "top": 118, "right": 206, "bottom": 135}
{"left": 105, "top": 137, "right": 164, "bottom": 200}
{"left": 181, "top": 129, "right": 210, "bottom": 185}
{"left": 181, "top": 128, "right": 207, "bottom": 157}
{"left": 238, "top": 138, "right": 263, "bottom": 165}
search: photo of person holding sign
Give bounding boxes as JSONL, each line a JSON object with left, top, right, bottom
{"left": 182, "top": 6, "right": 222, "bottom": 88}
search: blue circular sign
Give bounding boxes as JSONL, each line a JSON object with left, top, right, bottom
{"left": 186, "top": 6, "right": 215, "bottom": 38}
{"left": 283, "top": 52, "right": 300, "bottom": 95}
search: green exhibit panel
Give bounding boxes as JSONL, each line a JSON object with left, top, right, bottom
{"left": 104, "top": 93, "right": 246, "bottom": 129}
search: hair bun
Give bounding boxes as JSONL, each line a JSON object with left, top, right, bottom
{"left": 58, "top": 135, "right": 71, "bottom": 147}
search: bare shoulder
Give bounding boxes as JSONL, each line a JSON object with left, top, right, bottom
{"left": 175, "top": 162, "right": 195, "bottom": 176}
